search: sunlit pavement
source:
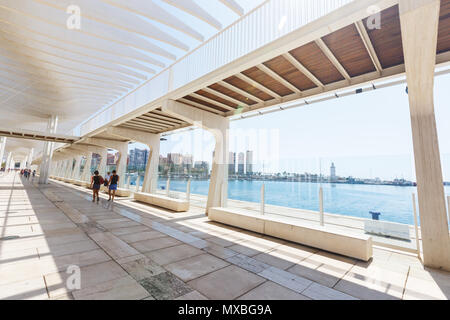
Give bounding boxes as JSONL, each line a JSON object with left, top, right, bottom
{"left": 0, "top": 172, "right": 449, "bottom": 300}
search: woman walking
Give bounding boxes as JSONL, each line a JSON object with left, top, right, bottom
{"left": 108, "top": 170, "right": 119, "bottom": 202}
{"left": 90, "top": 170, "right": 104, "bottom": 202}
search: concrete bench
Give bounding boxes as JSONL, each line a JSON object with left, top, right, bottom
{"left": 98, "top": 185, "right": 132, "bottom": 197}
{"left": 364, "top": 220, "right": 410, "bottom": 240}
{"left": 73, "top": 180, "right": 88, "bottom": 187}
{"left": 209, "top": 207, "right": 373, "bottom": 261}
{"left": 134, "top": 192, "right": 189, "bottom": 212}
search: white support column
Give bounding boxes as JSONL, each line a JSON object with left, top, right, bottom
{"left": 6, "top": 152, "right": 12, "bottom": 172}
{"left": 72, "top": 155, "right": 83, "bottom": 180}
{"left": 98, "top": 148, "right": 108, "bottom": 177}
{"left": 27, "top": 148, "right": 34, "bottom": 169}
{"left": 163, "top": 100, "right": 229, "bottom": 214}
{"left": 106, "top": 127, "right": 161, "bottom": 194}
{"left": 39, "top": 115, "right": 58, "bottom": 184}
{"left": 400, "top": 0, "right": 450, "bottom": 271}
{"left": 0, "top": 137, "right": 6, "bottom": 171}
{"left": 83, "top": 152, "right": 93, "bottom": 182}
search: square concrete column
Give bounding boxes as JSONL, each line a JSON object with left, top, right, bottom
{"left": 400, "top": 0, "right": 450, "bottom": 271}
{"left": 116, "top": 142, "right": 129, "bottom": 188}
{"left": 39, "top": 115, "right": 58, "bottom": 184}
{"left": 163, "top": 100, "right": 229, "bottom": 214}
{"left": 6, "top": 152, "right": 12, "bottom": 171}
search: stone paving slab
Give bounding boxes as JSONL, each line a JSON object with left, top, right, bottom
{"left": 1, "top": 173, "right": 449, "bottom": 300}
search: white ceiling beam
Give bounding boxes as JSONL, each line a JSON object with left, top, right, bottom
{"left": 138, "top": 115, "right": 182, "bottom": 126}
{"left": 315, "top": 38, "right": 351, "bottom": 81}
{"left": 257, "top": 64, "right": 302, "bottom": 94}
{"left": 178, "top": 98, "right": 225, "bottom": 115}
{"left": 219, "top": 0, "right": 245, "bottom": 16}
{"left": 202, "top": 87, "right": 248, "bottom": 108}
{"left": 141, "top": 112, "right": 184, "bottom": 125}
{"left": 38, "top": 0, "right": 188, "bottom": 53}
{"left": 0, "top": 23, "right": 149, "bottom": 80}
{"left": 6, "top": 0, "right": 184, "bottom": 55}
{"left": 282, "top": 53, "right": 324, "bottom": 88}
{"left": 0, "top": 5, "right": 168, "bottom": 66}
{"left": 355, "top": 20, "right": 383, "bottom": 74}
{"left": 217, "top": 81, "right": 264, "bottom": 103}
{"left": 189, "top": 93, "right": 237, "bottom": 111}
{"left": 0, "top": 38, "right": 141, "bottom": 85}
{"left": 128, "top": 118, "right": 171, "bottom": 129}
{"left": 163, "top": 0, "right": 222, "bottom": 30}
{"left": 0, "top": 53, "right": 133, "bottom": 90}
{"left": 235, "top": 73, "right": 281, "bottom": 100}
{"left": 104, "top": 0, "right": 204, "bottom": 42}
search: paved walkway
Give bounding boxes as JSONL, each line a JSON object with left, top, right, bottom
{"left": 0, "top": 172, "right": 449, "bottom": 300}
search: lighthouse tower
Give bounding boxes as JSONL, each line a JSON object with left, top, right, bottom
{"left": 330, "top": 162, "right": 337, "bottom": 182}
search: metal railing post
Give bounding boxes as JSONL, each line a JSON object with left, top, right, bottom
{"left": 319, "top": 187, "right": 324, "bottom": 226}
{"left": 166, "top": 178, "right": 170, "bottom": 197}
{"left": 412, "top": 193, "right": 421, "bottom": 260}
{"left": 186, "top": 179, "right": 191, "bottom": 201}
{"left": 261, "top": 183, "right": 265, "bottom": 215}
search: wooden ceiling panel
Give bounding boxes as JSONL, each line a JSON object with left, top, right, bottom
{"left": 195, "top": 89, "right": 237, "bottom": 108}
{"left": 183, "top": 95, "right": 230, "bottom": 113}
{"left": 322, "top": 24, "right": 376, "bottom": 77}
{"left": 241, "top": 66, "right": 294, "bottom": 96}
{"left": 289, "top": 42, "right": 345, "bottom": 84}
{"left": 208, "top": 83, "right": 258, "bottom": 105}
{"left": 223, "top": 75, "right": 273, "bottom": 101}
{"left": 364, "top": 5, "right": 404, "bottom": 69}
{"left": 438, "top": 0, "right": 450, "bottom": 54}
{"left": 263, "top": 56, "right": 317, "bottom": 91}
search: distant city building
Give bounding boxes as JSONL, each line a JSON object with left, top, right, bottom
{"left": 194, "top": 161, "right": 209, "bottom": 177}
{"left": 229, "top": 152, "right": 236, "bottom": 174}
{"left": 330, "top": 162, "right": 337, "bottom": 182}
{"left": 129, "top": 148, "right": 149, "bottom": 169}
{"left": 238, "top": 152, "right": 245, "bottom": 175}
{"left": 107, "top": 152, "right": 118, "bottom": 166}
{"left": 167, "top": 153, "right": 183, "bottom": 166}
{"left": 246, "top": 150, "right": 253, "bottom": 175}
{"left": 182, "top": 155, "right": 193, "bottom": 170}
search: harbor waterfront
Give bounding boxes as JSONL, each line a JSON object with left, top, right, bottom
{"left": 142, "top": 177, "right": 450, "bottom": 227}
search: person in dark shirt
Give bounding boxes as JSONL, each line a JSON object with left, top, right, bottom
{"left": 90, "top": 170, "right": 103, "bottom": 203}
{"left": 108, "top": 170, "right": 119, "bottom": 202}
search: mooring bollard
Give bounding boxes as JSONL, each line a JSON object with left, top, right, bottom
{"left": 412, "top": 193, "right": 421, "bottom": 260}
{"left": 319, "top": 187, "right": 324, "bottom": 226}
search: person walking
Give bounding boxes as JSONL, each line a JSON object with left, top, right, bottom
{"left": 108, "top": 170, "right": 119, "bottom": 202}
{"left": 90, "top": 170, "right": 104, "bottom": 203}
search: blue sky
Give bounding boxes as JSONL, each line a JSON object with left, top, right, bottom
{"left": 131, "top": 72, "right": 450, "bottom": 181}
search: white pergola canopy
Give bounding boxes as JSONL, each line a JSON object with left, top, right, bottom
{"left": 0, "top": 0, "right": 261, "bottom": 135}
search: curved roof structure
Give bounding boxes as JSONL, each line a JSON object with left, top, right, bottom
{"left": 0, "top": 0, "right": 263, "bottom": 154}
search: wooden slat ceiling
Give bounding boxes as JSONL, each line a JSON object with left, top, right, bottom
{"left": 118, "top": 109, "right": 190, "bottom": 134}
{"left": 120, "top": 2, "right": 450, "bottom": 133}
